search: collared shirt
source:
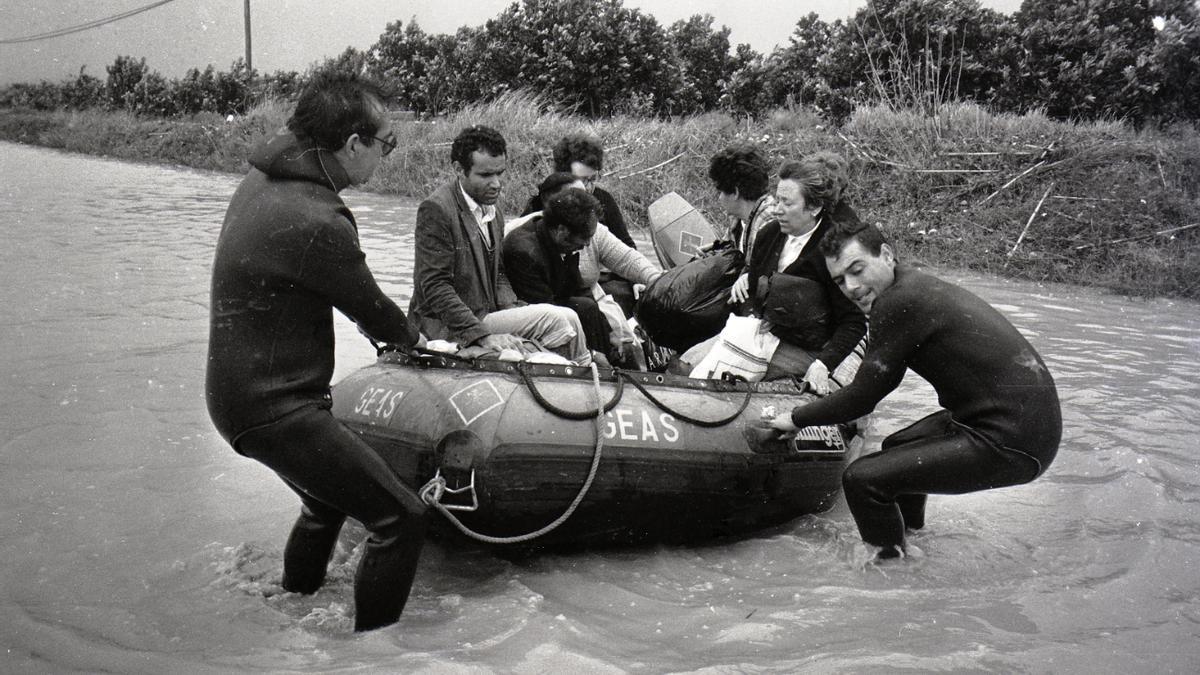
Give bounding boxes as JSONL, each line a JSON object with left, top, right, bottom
{"left": 777, "top": 224, "right": 818, "bottom": 272}
{"left": 459, "top": 183, "right": 497, "bottom": 248}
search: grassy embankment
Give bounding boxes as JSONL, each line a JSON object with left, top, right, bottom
{"left": 2, "top": 93, "right": 1198, "bottom": 299}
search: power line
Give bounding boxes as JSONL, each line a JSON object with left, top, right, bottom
{"left": 0, "top": 0, "right": 182, "bottom": 45}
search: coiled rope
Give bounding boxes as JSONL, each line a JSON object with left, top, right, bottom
{"left": 418, "top": 361, "right": 606, "bottom": 544}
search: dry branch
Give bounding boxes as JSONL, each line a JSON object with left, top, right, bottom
{"left": 1045, "top": 208, "right": 1090, "bottom": 225}
{"left": 1052, "top": 195, "right": 1118, "bottom": 202}
{"left": 978, "top": 142, "right": 1057, "bottom": 206}
{"left": 939, "top": 151, "right": 1035, "bottom": 157}
{"left": 615, "top": 151, "right": 684, "bottom": 180}
{"left": 1073, "top": 222, "right": 1200, "bottom": 250}
{"left": 910, "top": 168, "right": 999, "bottom": 174}
{"left": 979, "top": 160, "right": 1045, "bottom": 205}
{"left": 1005, "top": 183, "right": 1055, "bottom": 265}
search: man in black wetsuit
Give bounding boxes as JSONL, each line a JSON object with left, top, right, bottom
{"left": 766, "top": 221, "right": 1061, "bottom": 559}
{"left": 206, "top": 72, "right": 429, "bottom": 631}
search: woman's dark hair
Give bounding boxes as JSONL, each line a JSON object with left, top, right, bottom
{"left": 522, "top": 172, "right": 579, "bottom": 215}
{"left": 286, "top": 71, "right": 387, "bottom": 152}
{"left": 552, "top": 134, "right": 604, "bottom": 172}
{"left": 708, "top": 144, "right": 770, "bottom": 200}
{"left": 819, "top": 220, "right": 890, "bottom": 259}
{"left": 778, "top": 150, "right": 850, "bottom": 213}
{"left": 543, "top": 188, "right": 599, "bottom": 236}
{"left": 451, "top": 125, "right": 506, "bottom": 171}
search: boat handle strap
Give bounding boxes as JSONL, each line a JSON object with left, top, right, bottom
{"left": 616, "top": 370, "right": 754, "bottom": 428}
{"left": 517, "top": 361, "right": 625, "bottom": 419}
{"left": 418, "top": 362, "right": 607, "bottom": 544}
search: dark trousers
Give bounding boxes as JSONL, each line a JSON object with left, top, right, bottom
{"left": 600, "top": 274, "right": 636, "bottom": 318}
{"left": 236, "top": 405, "right": 429, "bottom": 632}
{"left": 763, "top": 340, "right": 816, "bottom": 381}
{"left": 841, "top": 410, "right": 1047, "bottom": 553}
{"left": 567, "top": 294, "right": 617, "bottom": 361}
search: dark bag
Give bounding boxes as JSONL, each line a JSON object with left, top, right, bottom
{"left": 635, "top": 248, "right": 745, "bottom": 352}
{"left": 632, "top": 323, "right": 677, "bottom": 372}
{"left": 759, "top": 273, "right": 832, "bottom": 351}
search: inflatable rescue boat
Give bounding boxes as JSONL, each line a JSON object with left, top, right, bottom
{"left": 332, "top": 351, "right": 855, "bottom": 550}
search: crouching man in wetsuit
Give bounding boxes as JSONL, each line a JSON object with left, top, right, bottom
{"left": 766, "top": 221, "right": 1061, "bottom": 559}
{"left": 205, "top": 72, "right": 429, "bottom": 631}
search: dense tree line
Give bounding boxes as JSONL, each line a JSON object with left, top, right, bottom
{"left": 3, "top": 0, "right": 1198, "bottom": 125}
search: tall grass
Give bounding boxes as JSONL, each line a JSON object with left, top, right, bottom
{"left": 1, "top": 93, "right": 1197, "bottom": 298}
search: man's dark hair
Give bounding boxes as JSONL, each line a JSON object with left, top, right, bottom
{"left": 543, "top": 188, "right": 599, "bottom": 236}
{"left": 552, "top": 134, "right": 604, "bottom": 172}
{"left": 520, "top": 171, "right": 576, "bottom": 213}
{"left": 708, "top": 144, "right": 770, "bottom": 200}
{"left": 537, "top": 172, "right": 579, "bottom": 201}
{"left": 779, "top": 150, "right": 850, "bottom": 213}
{"left": 451, "top": 125, "right": 506, "bottom": 172}
{"left": 287, "top": 71, "right": 387, "bottom": 152}
{"left": 522, "top": 172, "right": 578, "bottom": 215}
{"left": 819, "top": 219, "right": 890, "bottom": 259}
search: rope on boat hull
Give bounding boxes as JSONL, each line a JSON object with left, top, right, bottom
{"left": 419, "top": 362, "right": 606, "bottom": 544}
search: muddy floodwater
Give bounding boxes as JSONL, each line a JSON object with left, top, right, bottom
{"left": 2, "top": 142, "right": 1198, "bottom": 673}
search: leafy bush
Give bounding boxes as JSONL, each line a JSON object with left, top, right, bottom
{"left": 2, "top": 0, "right": 1199, "bottom": 126}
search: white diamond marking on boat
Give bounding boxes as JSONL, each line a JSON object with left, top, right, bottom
{"left": 449, "top": 380, "right": 505, "bottom": 426}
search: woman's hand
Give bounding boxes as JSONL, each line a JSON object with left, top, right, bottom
{"left": 728, "top": 272, "right": 750, "bottom": 304}
{"left": 804, "top": 359, "right": 831, "bottom": 395}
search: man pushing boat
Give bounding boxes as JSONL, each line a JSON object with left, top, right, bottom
{"left": 765, "top": 220, "right": 1061, "bottom": 560}
{"left": 206, "top": 72, "right": 428, "bottom": 631}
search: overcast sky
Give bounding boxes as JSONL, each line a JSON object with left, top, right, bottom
{"left": 0, "top": 0, "right": 1023, "bottom": 86}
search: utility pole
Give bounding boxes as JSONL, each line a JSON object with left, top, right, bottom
{"left": 243, "top": 0, "right": 252, "bottom": 71}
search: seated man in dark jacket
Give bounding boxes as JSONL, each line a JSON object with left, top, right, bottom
{"left": 501, "top": 189, "right": 616, "bottom": 365}
{"left": 408, "top": 125, "right": 591, "bottom": 363}
{"left": 553, "top": 134, "right": 639, "bottom": 316}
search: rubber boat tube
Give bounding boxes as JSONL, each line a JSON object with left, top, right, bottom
{"left": 331, "top": 351, "right": 856, "bottom": 550}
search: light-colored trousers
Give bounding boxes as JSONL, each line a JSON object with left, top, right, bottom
{"left": 482, "top": 303, "right": 591, "bottom": 364}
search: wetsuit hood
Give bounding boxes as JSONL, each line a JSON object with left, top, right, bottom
{"left": 249, "top": 128, "right": 352, "bottom": 193}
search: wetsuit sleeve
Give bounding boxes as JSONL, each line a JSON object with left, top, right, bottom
{"left": 414, "top": 199, "right": 488, "bottom": 346}
{"left": 815, "top": 279, "right": 868, "bottom": 370}
{"left": 501, "top": 233, "right": 557, "bottom": 304}
{"left": 299, "top": 212, "right": 418, "bottom": 348}
{"left": 789, "top": 290, "right": 922, "bottom": 428}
